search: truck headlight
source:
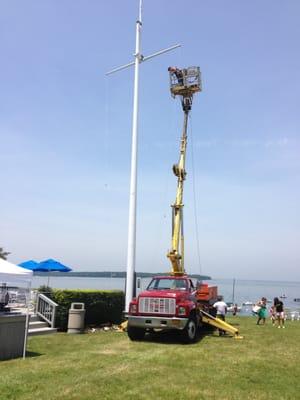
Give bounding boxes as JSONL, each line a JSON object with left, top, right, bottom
{"left": 130, "top": 304, "right": 137, "bottom": 314}
{"left": 178, "top": 306, "right": 186, "bottom": 316}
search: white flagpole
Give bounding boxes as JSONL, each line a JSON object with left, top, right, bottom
{"left": 125, "top": 0, "right": 142, "bottom": 312}
{"left": 106, "top": 0, "right": 181, "bottom": 312}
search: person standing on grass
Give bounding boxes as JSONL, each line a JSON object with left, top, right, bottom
{"left": 270, "top": 304, "right": 276, "bottom": 326}
{"left": 213, "top": 295, "right": 227, "bottom": 336}
{"left": 232, "top": 304, "right": 238, "bottom": 316}
{"left": 274, "top": 297, "right": 285, "bottom": 328}
{"left": 256, "top": 297, "right": 268, "bottom": 325}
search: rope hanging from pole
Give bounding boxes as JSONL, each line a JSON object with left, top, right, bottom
{"left": 104, "top": 75, "right": 111, "bottom": 190}
{"left": 189, "top": 113, "right": 203, "bottom": 275}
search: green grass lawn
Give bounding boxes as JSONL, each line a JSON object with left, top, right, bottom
{"left": 0, "top": 316, "right": 299, "bottom": 400}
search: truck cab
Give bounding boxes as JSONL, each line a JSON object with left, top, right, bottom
{"left": 128, "top": 275, "right": 217, "bottom": 343}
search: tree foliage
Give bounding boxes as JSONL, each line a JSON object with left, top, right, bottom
{"left": 0, "top": 247, "right": 10, "bottom": 260}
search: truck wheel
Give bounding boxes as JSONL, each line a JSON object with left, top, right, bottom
{"left": 127, "top": 326, "right": 146, "bottom": 341}
{"left": 182, "top": 317, "right": 198, "bottom": 343}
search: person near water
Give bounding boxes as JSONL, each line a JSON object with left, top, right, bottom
{"left": 274, "top": 297, "right": 285, "bottom": 328}
{"left": 256, "top": 297, "right": 268, "bottom": 325}
{"left": 270, "top": 304, "right": 276, "bottom": 326}
{"left": 213, "top": 295, "right": 227, "bottom": 335}
{"left": 232, "top": 304, "right": 238, "bottom": 316}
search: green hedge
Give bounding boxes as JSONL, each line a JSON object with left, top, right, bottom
{"left": 49, "top": 290, "right": 125, "bottom": 331}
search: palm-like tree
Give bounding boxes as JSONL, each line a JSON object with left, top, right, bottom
{"left": 0, "top": 247, "right": 10, "bottom": 260}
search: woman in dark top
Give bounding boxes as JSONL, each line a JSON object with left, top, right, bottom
{"left": 274, "top": 297, "right": 285, "bottom": 328}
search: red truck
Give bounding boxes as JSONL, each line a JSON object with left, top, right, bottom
{"left": 127, "top": 69, "right": 220, "bottom": 342}
{"left": 127, "top": 68, "right": 242, "bottom": 342}
{"left": 128, "top": 275, "right": 218, "bottom": 343}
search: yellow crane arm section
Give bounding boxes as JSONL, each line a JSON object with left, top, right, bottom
{"left": 167, "top": 66, "right": 201, "bottom": 276}
{"left": 167, "top": 110, "right": 189, "bottom": 275}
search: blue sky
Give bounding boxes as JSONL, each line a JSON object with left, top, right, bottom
{"left": 1, "top": 1, "right": 299, "bottom": 280}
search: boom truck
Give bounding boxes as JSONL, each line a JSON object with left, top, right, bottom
{"left": 127, "top": 67, "right": 241, "bottom": 343}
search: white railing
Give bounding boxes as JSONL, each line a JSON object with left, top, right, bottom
{"left": 36, "top": 293, "right": 58, "bottom": 328}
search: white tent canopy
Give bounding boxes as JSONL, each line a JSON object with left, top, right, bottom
{"left": 0, "top": 258, "right": 33, "bottom": 282}
{"left": 0, "top": 258, "right": 32, "bottom": 359}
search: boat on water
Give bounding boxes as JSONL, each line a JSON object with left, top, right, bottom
{"left": 289, "top": 311, "right": 300, "bottom": 321}
{"left": 242, "top": 299, "right": 275, "bottom": 306}
{"left": 280, "top": 294, "right": 287, "bottom": 299}
{"left": 227, "top": 304, "right": 241, "bottom": 313}
{"left": 242, "top": 301, "right": 254, "bottom": 306}
{"left": 294, "top": 298, "right": 300, "bottom": 302}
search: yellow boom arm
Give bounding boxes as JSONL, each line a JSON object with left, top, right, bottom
{"left": 167, "top": 66, "right": 201, "bottom": 276}
{"left": 167, "top": 110, "right": 189, "bottom": 275}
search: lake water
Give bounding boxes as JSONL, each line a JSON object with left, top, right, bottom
{"left": 32, "top": 276, "right": 300, "bottom": 315}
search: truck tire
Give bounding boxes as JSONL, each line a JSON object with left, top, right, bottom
{"left": 181, "top": 317, "right": 198, "bottom": 343}
{"left": 127, "top": 326, "right": 146, "bottom": 341}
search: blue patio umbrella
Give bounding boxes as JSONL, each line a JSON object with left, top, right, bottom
{"left": 19, "top": 260, "right": 44, "bottom": 271}
{"left": 37, "top": 259, "right": 72, "bottom": 286}
{"left": 37, "top": 259, "right": 72, "bottom": 273}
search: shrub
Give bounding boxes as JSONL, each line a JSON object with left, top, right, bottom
{"left": 37, "top": 285, "right": 54, "bottom": 298}
{"left": 51, "top": 290, "right": 125, "bottom": 331}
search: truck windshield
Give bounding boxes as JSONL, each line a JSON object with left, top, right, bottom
{"left": 147, "top": 278, "right": 187, "bottom": 291}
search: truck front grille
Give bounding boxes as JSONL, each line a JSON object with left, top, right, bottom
{"left": 139, "top": 297, "right": 176, "bottom": 315}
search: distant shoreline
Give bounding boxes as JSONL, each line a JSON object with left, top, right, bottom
{"left": 34, "top": 271, "right": 211, "bottom": 280}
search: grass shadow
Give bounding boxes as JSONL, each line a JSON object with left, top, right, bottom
{"left": 143, "top": 329, "right": 206, "bottom": 345}
{"left": 228, "top": 322, "right": 240, "bottom": 327}
{"left": 25, "top": 351, "right": 43, "bottom": 358}
{"left": 198, "top": 325, "right": 240, "bottom": 340}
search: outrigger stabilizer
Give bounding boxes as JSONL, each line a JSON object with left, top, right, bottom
{"left": 201, "top": 310, "right": 244, "bottom": 339}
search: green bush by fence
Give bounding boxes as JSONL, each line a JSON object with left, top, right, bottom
{"left": 45, "top": 289, "right": 125, "bottom": 331}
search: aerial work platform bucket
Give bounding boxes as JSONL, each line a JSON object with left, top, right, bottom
{"left": 169, "top": 66, "right": 202, "bottom": 98}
